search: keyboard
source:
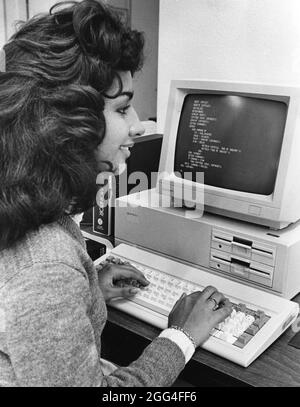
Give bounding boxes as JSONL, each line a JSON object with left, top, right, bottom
{"left": 95, "top": 244, "right": 299, "bottom": 367}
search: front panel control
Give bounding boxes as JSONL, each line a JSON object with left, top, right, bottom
{"left": 210, "top": 229, "right": 275, "bottom": 288}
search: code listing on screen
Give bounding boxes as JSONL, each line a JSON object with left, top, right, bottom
{"left": 174, "top": 94, "right": 287, "bottom": 195}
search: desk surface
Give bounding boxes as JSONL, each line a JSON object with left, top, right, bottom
{"left": 107, "top": 292, "right": 300, "bottom": 387}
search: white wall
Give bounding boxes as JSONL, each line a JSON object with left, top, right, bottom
{"left": 0, "top": 0, "right": 6, "bottom": 47}
{"left": 157, "top": 0, "right": 300, "bottom": 132}
{"left": 131, "top": 0, "right": 159, "bottom": 121}
{"left": 28, "top": 0, "right": 56, "bottom": 16}
{"left": 0, "top": 0, "right": 27, "bottom": 47}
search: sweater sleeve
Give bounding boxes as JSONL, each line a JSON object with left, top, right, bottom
{"left": 4, "top": 262, "right": 185, "bottom": 387}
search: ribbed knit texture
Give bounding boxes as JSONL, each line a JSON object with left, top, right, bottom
{"left": 0, "top": 216, "right": 185, "bottom": 386}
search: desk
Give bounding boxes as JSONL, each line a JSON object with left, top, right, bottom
{"left": 102, "top": 293, "right": 300, "bottom": 387}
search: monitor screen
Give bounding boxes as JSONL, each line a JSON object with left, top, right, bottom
{"left": 174, "top": 94, "right": 288, "bottom": 195}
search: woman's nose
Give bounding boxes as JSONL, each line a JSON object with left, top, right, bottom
{"left": 129, "top": 109, "right": 145, "bottom": 137}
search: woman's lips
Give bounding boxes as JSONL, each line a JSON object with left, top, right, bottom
{"left": 119, "top": 142, "right": 134, "bottom": 158}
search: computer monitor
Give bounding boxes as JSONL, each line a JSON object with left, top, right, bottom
{"left": 158, "top": 80, "right": 300, "bottom": 229}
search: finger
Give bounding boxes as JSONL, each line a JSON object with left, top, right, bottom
{"left": 186, "top": 290, "right": 203, "bottom": 298}
{"left": 175, "top": 293, "right": 186, "bottom": 305}
{"left": 96, "top": 261, "right": 110, "bottom": 272}
{"left": 176, "top": 292, "right": 187, "bottom": 304}
{"left": 95, "top": 264, "right": 102, "bottom": 272}
{"left": 201, "top": 285, "right": 218, "bottom": 301}
{"left": 212, "top": 299, "right": 233, "bottom": 323}
{"left": 112, "top": 286, "right": 140, "bottom": 299}
{"left": 206, "top": 292, "right": 225, "bottom": 309}
{"left": 173, "top": 292, "right": 186, "bottom": 308}
{"left": 112, "top": 265, "right": 150, "bottom": 287}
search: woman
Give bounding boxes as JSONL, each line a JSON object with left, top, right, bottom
{"left": 0, "top": 0, "right": 231, "bottom": 386}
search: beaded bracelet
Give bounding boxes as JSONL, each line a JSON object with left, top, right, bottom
{"left": 169, "top": 325, "right": 196, "bottom": 349}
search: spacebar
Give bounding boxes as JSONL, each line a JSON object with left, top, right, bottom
{"left": 130, "top": 297, "right": 171, "bottom": 317}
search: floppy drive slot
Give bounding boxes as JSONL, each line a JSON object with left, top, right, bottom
{"left": 210, "top": 250, "right": 273, "bottom": 287}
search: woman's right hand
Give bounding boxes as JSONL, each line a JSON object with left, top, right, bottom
{"left": 168, "top": 286, "right": 232, "bottom": 347}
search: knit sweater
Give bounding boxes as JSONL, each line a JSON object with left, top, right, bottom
{"left": 0, "top": 216, "right": 185, "bottom": 387}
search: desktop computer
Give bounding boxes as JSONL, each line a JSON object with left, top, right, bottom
{"left": 96, "top": 80, "right": 300, "bottom": 366}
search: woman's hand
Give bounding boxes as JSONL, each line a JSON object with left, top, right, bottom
{"left": 96, "top": 260, "right": 150, "bottom": 302}
{"left": 168, "top": 286, "right": 232, "bottom": 347}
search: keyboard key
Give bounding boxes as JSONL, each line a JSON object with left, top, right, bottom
{"left": 253, "top": 315, "right": 269, "bottom": 329}
{"left": 234, "top": 332, "right": 253, "bottom": 348}
{"left": 211, "top": 329, "right": 223, "bottom": 339}
{"left": 211, "top": 329, "right": 236, "bottom": 344}
{"left": 219, "top": 332, "right": 237, "bottom": 344}
{"left": 237, "top": 303, "right": 247, "bottom": 313}
{"left": 245, "top": 324, "right": 259, "bottom": 336}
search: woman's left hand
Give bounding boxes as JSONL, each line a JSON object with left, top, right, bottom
{"left": 96, "top": 260, "right": 150, "bottom": 302}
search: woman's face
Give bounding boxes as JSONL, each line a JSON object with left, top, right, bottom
{"left": 95, "top": 71, "right": 145, "bottom": 175}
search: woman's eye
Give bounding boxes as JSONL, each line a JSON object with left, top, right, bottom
{"left": 118, "top": 105, "right": 131, "bottom": 115}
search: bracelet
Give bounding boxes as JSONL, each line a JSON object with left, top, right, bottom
{"left": 169, "top": 325, "right": 196, "bottom": 349}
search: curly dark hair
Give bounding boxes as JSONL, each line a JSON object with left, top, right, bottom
{"left": 0, "top": 0, "right": 144, "bottom": 249}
